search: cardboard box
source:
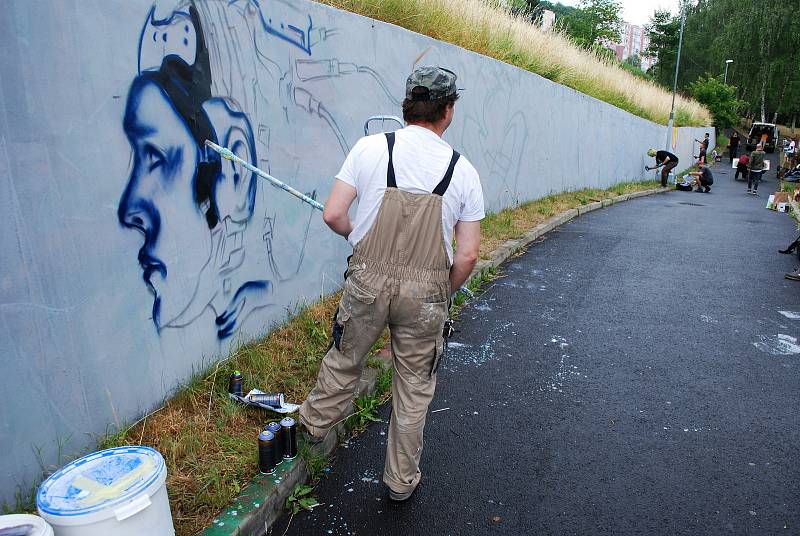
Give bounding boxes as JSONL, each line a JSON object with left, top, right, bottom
{"left": 773, "top": 191, "right": 790, "bottom": 204}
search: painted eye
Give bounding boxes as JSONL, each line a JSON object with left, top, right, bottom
{"left": 144, "top": 144, "right": 165, "bottom": 173}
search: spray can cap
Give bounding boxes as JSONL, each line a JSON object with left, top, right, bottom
{"left": 266, "top": 422, "right": 281, "bottom": 432}
{"left": 280, "top": 417, "right": 295, "bottom": 427}
{"left": 258, "top": 430, "right": 274, "bottom": 441}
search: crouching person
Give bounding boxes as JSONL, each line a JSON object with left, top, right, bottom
{"left": 687, "top": 163, "right": 714, "bottom": 193}
{"left": 300, "top": 66, "right": 485, "bottom": 502}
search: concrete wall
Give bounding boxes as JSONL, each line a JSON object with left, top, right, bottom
{"left": 0, "top": 0, "right": 712, "bottom": 502}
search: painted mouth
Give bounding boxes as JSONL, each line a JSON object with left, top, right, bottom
{"left": 138, "top": 249, "right": 167, "bottom": 329}
{"left": 138, "top": 249, "right": 167, "bottom": 287}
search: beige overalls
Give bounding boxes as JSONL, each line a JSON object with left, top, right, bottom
{"left": 300, "top": 132, "right": 460, "bottom": 493}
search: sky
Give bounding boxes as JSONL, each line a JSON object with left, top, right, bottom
{"left": 556, "top": 0, "right": 682, "bottom": 26}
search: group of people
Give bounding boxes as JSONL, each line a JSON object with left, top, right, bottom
{"left": 646, "top": 130, "right": 775, "bottom": 196}
{"left": 646, "top": 144, "right": 715, "bottom": 193}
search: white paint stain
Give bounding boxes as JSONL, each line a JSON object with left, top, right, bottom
{"left": 442, "top": 322, "right": 513, "bottom": 371}
{"left": 778, "top": 311, "right": 800, "bottom": 320}
{"left": 753, "top": 334, "right": 800, "bottom": 355}
{"left": 359, "top": 469, "right": 380, "bottom": 485}
{"left": 700, "top": 314, "right": 718, "bottom": 323}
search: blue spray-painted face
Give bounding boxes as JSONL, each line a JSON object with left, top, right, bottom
{"left": 119, "top": 79, "right": 211, "bottom": 330}
{"left": 117, "top": 1, "right": 323, "bottom": 339}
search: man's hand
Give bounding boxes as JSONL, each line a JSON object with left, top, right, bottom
{"left": 323, "top": 179, "right": 357, "bottom": 238}
{"left": 449, "top": 220, "right": 480, "bottom": 293}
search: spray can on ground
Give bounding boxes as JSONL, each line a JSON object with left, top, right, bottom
{"left": 265, "top": 421, "right": 283, "bottom": 459}
{"left": 258, "top": 430, "right": 279, "bottom": 474}
{"left": 280, "top": 417, "right": 298, "bottom": 459}
{"left": 247, "top": 392, "right": 285, "bottom": 407}
{"left": 228, "top": 371, "right": 244, "bottom": 397}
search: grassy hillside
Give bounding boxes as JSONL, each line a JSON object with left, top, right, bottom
{"left": 319, "top": 0, "right": 712, "bottom": 126}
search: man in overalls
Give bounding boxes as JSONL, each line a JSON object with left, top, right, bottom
{"left": 300, "top": 66, "right": 484, "bottom": 501}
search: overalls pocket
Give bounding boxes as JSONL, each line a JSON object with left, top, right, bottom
{"left": 334, "top": 276, "right": 377, "bottom": 353}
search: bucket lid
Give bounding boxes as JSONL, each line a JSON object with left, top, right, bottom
{"left": 0, "top": 514, "right": 53, "bottom": 535}
{"left": 36, "top": 446, "right": 165, "bottom": 519}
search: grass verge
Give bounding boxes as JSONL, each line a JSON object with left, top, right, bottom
{"left": 94, "top": 179, "right": 662, "bottom": 535}
{"left": 317, "top": 0, "right": 710, "bottom": 126}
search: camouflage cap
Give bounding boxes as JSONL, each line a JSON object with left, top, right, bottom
{"left": 406, "top": 66, "right": 459, "bottom": 101}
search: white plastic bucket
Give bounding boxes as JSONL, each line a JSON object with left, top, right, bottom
{"left": 36, "top": 446, "right": 174, "bottom": 536}
{"left": 0, "top": 514, "right": 54, "bottom": 536}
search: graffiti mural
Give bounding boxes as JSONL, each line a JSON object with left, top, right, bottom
{"left": 118, "top": 0, "right": 401, "bottom": 339}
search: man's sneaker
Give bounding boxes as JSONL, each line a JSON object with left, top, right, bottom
{"left": 785, "top": 270, "right": 800, "bottom": 281}
{"left": 300, "top": 425, "right": 338, "bottom": 457}
{"left": 388, "top": 483, "right": 419, "bottom": 503}
{"left": 704, "top": 187, "right": 711, "bottom": 193}
{"left": 752, "top": 190, "right": 758, "bottom": 196}
{"left": 300, "top": 425, "right": 325, "bottom": 446}
{"left": 695, "top": 188, "right": 704, "bottom": 193}
{"left": 747, "top": 189, "right": 752, "bottom": 194}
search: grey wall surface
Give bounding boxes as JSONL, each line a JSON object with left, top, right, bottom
{"left": 0, "top": 0, "right": 713, "bottom": 502}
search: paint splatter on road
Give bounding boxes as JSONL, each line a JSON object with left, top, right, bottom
{"left": 753, "top": 334, "right": 800, "bottom": 355}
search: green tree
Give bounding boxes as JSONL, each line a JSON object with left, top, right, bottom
{"left": 687, "top": 74, "right": 744, "bottom": 128}
{"left": 674, "top": 0, "right": 800, "bottom": 125}
{"left": 645, "top": 9, "right": 680, "bottom": 87}
{"left": 563, "top": 0, "right": 622, "bottom": 48}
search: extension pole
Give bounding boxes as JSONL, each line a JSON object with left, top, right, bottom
{"left": 205, "top": 140, "right": 325, "bottom": 212}
{"left": 665, "top": 5, "right": 687, "bottom": 151}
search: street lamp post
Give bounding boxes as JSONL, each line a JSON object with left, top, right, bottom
{"left": 666, "top": 5, "right": 687, "bottom": 151}
{"left": 724, "top": 59, "right": 733, "bottom": 84}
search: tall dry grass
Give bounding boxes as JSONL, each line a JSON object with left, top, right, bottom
{"left": 319, "top": 0, "right": 712, "bottom": 126}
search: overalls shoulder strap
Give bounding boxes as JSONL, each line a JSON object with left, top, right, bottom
{"left": 432, "top": 150, "right": 460, "bottom": 196}
{"left": 385, "top": 132, "right": 460, "bottom": 196}
{"left": 385, "top": 132, "right": 397, "bottom": 188}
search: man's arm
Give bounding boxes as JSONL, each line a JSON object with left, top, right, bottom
{"left": 323, "top": 179, "right": 357, "bottom": 238}
{"left": 449, "top": 220, "right": 480, "bottom": 293}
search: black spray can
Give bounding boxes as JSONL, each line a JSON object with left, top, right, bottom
{"left": 258, "top": 430, "right": 278, "bottom": 474}
{"left": 280, "top": 417, "right": 298, "bottom": 459}
{"left": 228, "top": 371, "right": 244, "bottom": 397}
{"left": 265, "top": 421, "right": 283, "bottom": 459}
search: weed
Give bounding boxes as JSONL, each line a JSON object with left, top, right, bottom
{"left": 537, "top": 205, "right": 554, "bottom": 216}
{"left": 345, "top": 394, "right": 383, "bottom": 434}
{"left": 285, "top": 483, "right": 319, "bottom": 515}
{"left": 299, "top": 445, "right": 330, "bottom": 484}
{"left": 375, "top": 367, "right": 393, "bottom": 397}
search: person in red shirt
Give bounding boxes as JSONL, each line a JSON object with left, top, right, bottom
{"left": 735, "top": 154, "right": 750, "bottom": 180}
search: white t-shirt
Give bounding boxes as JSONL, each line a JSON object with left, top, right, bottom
{"left": 336, "top": 125, "right": 485, "bottom": 262}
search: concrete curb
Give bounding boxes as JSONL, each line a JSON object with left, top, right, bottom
{"left": 467, "top": 187, "right": 670, "bottom": 284}
{"left": 201, "top": 186, "right": 670, "bottom": 536}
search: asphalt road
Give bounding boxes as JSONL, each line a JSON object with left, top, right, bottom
{"left": 276, "top": 157, "right": 800, "bottom": 535}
